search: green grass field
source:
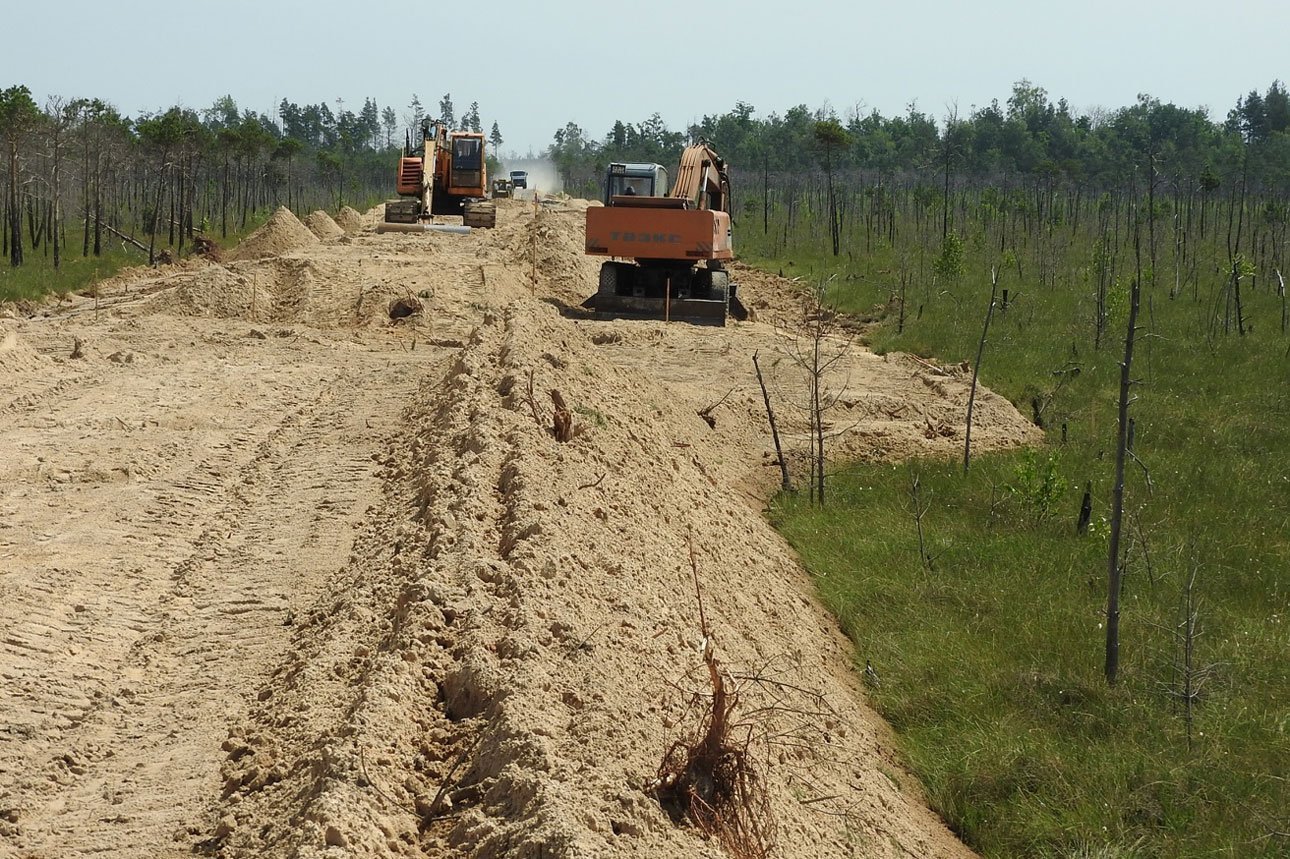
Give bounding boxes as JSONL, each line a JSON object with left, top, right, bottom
{"left": 0, "top": 213, "right": 276, "bottom": 304}
{"left": 747, "top": 199, "right": 1289, "bottom": 856}
{"left": 0, "top": 244, "right": 140, "bottom": 304}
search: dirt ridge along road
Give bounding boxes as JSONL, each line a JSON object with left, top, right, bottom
{"left": 1, "top": 199, "right": 1034, "bottom": 856}
{"left": 213, "top": 303, "right": 979, "bottom": 858}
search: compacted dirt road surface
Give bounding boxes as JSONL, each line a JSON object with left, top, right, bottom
{"left": 1, "top": 202, "right": 1037, "bottom": 858}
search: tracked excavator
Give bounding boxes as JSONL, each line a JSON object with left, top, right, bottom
{"left": 584, "top": 141, "right": 736, "bottom": 324}
{"left": 377, "top": 120, "right": 496, "bottom": 233}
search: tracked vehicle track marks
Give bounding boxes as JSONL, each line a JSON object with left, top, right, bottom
{"left": 0, "top": 332, "right": 429, "bottom": 857}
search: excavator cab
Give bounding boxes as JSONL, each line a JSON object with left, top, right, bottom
{"left": 448, "top": 134, "right": 484, "bottom": 195}
{"left": 604, "top": 163, "right": 669, "bottom": 204}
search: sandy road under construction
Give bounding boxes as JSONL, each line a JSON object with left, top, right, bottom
{"left": 0, "top": 200, "right": 1037, "bottom": 858}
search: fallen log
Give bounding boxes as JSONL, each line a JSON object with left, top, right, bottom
{"left": 97, "top": 221, "right": 149, "bottom": 255}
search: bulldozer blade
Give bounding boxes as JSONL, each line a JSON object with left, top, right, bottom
{"left": 375, "top": 222, "right": 472, "bottom": 235}
{"left": 592, "top": 293, "right": 729, "bottom": 326}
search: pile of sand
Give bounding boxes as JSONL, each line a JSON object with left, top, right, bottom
{"left": 304, "top": 210, "right": 344, "bottom": 241}
{"left": 227, "top": 207, "right": 320, "bottom": 261}
{"left": 0, "top": 328, "right": 46, "bottom": 373}
{"left": 336, "top": 206, "right": 365, "bottom": 234}
{"left": 479, "top": 206, "right": 601, "bottom": 309}
{"left": 146, "top": 264, "right": 275, "bottom": 320}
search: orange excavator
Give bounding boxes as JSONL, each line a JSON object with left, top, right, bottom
{"left": 377, "top": 120, "right": 496, "bottom": 232}
{"left": 584, "top": 141, "right": 737, "bottom": 324}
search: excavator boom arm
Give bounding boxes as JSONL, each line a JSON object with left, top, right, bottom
{"left": 668, "top": 143, "right": 729, "bottom": 212}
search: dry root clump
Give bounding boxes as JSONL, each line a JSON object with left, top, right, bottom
{"left": 655, "top": 639, "right": 774, "bottom": 859}
{"left": 655, "top": 540, "right": 775, "bottom": 857}
{"left": 192, "top": 236, "right": 222, "bottom": 262}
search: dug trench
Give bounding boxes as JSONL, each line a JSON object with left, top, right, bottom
{"left": 0, "top": 199, "right": 1037, "bottom": 857}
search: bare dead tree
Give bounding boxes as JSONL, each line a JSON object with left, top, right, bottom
{"left": 752, "top": 351, "right": 791, "bottom": 491}
{"left": 897, "top": 268, "right": 909, "bottom": 334}
{"left": 909, "top": 466, "right": 934, "bottom": 576}
{"left": 1106, "top": 219, "right": 1144, "bottom": 685}
{"left": 1277, "top": 268, "right": 1286, "bottom": 336}
{"left": 1171, "top": 557, "right": 1212, "bottom": 752}
{"left": 1228, "top": 257, "right": 1247, "bottom": 337}
{"left": 1226, "top": 142, "right": 1251, "bottom": 337}
{"left": 963, "top": 266, "right": 999, "bottom": 474}
{"left": 782, "top": 276, "right": 853, "bottom": 505}
{"left": 810, "top": 301, "right": 826, "bottom": 504}
{"left": 1076, "top": 481, "right": 1092, "bottom": 535}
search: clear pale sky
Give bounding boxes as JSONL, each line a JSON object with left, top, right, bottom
{"left": 5, "top": 0, "right": 1286, "bottom": 154}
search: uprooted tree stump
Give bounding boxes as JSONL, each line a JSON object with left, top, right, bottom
{"left": 525, "top": 371, "right": 577, "bottom": 442}
{"left": 192, "top": 236, "right": 222, "bottom": 262}
{"left": 655, "top": 643, "right": 773, "bottom": 859}
{"left": 388, "top": 296, "right": 423, "bottom": 320}
{"left": 551, "top": 390, "right": 574, "bottom": 442}
{"left": 654, "top": 541, "right": 774, "bottom": 859}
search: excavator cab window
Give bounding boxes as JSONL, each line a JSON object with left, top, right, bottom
{"left": 605, "top": 163, "right": 668, "bottom": 203}
{"left": 452, "top": 137, "right": 482, "bottom": 170}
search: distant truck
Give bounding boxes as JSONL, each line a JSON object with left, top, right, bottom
{"left": 509, "top": 170, "right": 529, "bottom": 189}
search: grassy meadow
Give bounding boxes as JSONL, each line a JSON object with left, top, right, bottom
{"left": 742, "top": 186, "right": 1289, "bottom": 856}
{"left": 0, "top": 209, "right": 280, "bottom": 305}
{"left": 0, "top": 195, "right": 384, "bottom": 305}
{"left": 0, "top": 243, "right": 139, "bottom": 304}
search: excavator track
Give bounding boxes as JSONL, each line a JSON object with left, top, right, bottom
{"left": 463, "top": 200, "right": 497, "bottom": 229}
{"left": 592, "top": 262, "right": 732, "bottom": 326}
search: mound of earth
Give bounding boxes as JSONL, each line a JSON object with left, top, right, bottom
{"left": 479, "top": 204, "right": 601, "bottom": 310}
{"left": 227, "top": 206, "right": 320, "bottom": 261}
{"left": 305, "top": 210, "right": 345, "bottom": 241}
{"left": 212, "top": 304, "right": 974, "bottom": 858}
{"left": 336, "top": 206, "right": 365, "bottom": 234}
{"left": 145, "top": 262, "right": 274, "bottom": 320}
{"left": 0, "top": 328, "right": 46, "bottom": 372}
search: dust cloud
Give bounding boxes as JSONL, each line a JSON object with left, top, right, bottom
{"left": 501, "top": 158, "right": 563, "bottom": 197}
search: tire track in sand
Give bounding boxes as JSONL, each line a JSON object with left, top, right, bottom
{"left": 0, "top": 357, "right": 424, "bottom": 857}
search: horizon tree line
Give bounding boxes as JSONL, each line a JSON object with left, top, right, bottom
{"left": 0, "top": 86, "right": 504, "bottom": 268}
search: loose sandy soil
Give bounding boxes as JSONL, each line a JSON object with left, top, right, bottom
{"left": 0, "top": 200, "right": 1038, "bottom": 858}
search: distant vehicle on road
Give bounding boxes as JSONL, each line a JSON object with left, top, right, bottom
{"left": 509, "top": 170, "right": 528, "bottom": 189}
